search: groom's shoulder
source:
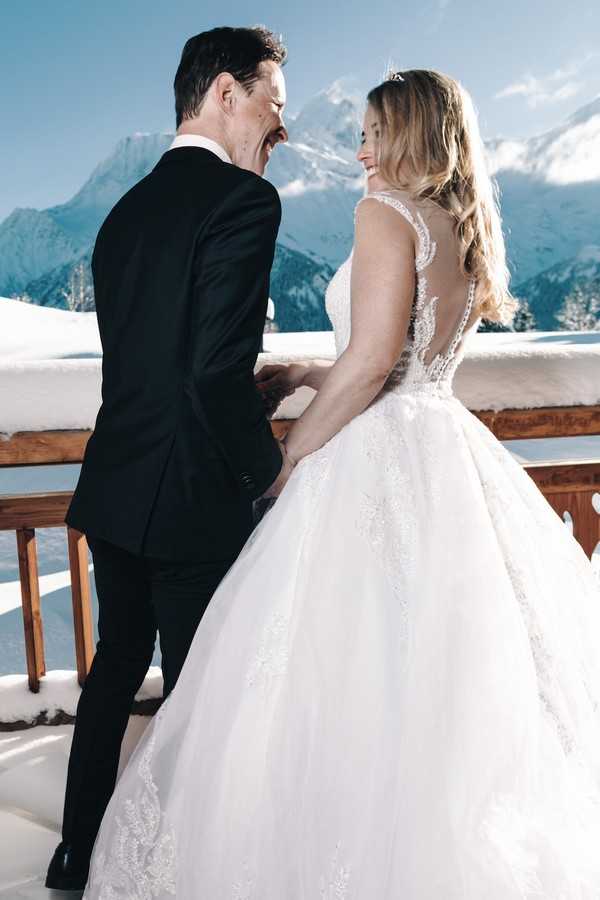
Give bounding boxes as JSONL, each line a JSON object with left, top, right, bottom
{"left": 96, "top": 160, "right": 280, "bottom": 241}
{"left": 221, "top": 165, "right": 280, "bottom": 207}
{"left": 205, "top": 167, "right": 281, "bottom": 227}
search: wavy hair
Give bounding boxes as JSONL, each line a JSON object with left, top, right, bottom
{"left": 366, "top": 70, "right": 516, "bottom": 324}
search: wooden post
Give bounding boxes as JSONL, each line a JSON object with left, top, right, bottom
{"left": 16, "top": 528, "right": 45, "bottom": 692}
{"left": 525, "top": 462, "right": 600, "bottom": 559}
{"left": 544, "top": 491, "right": 600, "bottom": 560}
{"left": 67, "top": 527, "right": 95, "bottom": 686}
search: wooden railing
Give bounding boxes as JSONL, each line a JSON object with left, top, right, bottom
{"left": 0, "top": 491, "right": 94, "bottom": 693}
{"left": 1, "top": 403, "right": 599, "bottom": 696}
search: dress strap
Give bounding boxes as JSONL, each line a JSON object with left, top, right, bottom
{"left": 354, "top": 191, "right": 437, "bottom": 271}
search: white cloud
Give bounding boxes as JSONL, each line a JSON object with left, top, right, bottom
{"left": 495, "top": 54, "right": 597, "bottom": 108}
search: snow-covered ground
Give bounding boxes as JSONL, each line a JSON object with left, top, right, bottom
{"left": 0, "top": 713, "right": 151, "bottom": 898}
{"left": 0, "top": 722, "right": 81, "bottom": 898}
{"left": 0, "top": 670, "right": 160, "bottom": 896}
{"left": 0, "top": 668, "right": 163, "bottom": 725}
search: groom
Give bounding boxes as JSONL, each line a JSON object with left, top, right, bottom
{"left": 46, "top": 26, "right": 293, "bottom": 891}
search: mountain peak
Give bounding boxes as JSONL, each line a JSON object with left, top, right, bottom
{"left": 565, "top": 94, "right": 600, "bottom": 127}
{"left": 290, "top": 79, "right": 364, "bottom": 154}
{"left": 56, "top": 132, "right": 173, "bottom": 224}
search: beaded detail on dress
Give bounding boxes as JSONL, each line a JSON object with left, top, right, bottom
{"left": 84, "top": 705, "right": 177, "bottom": 899}
{"left": 325, "top": 190, "right": 476, "bottom": 399}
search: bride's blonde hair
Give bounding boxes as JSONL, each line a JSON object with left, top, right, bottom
{"left": 367, "top": 70, "right": 516, "bottom": 324}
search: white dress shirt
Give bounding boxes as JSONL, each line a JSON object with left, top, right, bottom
{"left": 168, "top": 133, "right": 232, "bottom": 164}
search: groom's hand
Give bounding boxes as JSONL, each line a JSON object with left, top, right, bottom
{"left": 259, "top": 385, "right": 288, "bottom": 419}
{"left": 255, "top": 363, "right": 307, "bottom": 418}
{"left": 262, "top": 441, "right": 295, "bottom": 498}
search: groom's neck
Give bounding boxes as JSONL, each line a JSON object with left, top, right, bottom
{"left": 175, "top": 118, "right": 233, "bottom": 163}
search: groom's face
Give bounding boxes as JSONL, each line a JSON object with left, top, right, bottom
{"left": 230, "top": 61, "right": 288, "bottom": 176}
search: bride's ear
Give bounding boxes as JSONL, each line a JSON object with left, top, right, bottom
{"left": 213, "top": 72, "right": 237, "bottom": 115}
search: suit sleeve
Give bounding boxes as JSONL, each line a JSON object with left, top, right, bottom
{"left": 186, "top": 175, "right": 284, "bottom": 500}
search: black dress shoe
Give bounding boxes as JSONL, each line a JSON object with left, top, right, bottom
{"left": 45, "top": 841, "right": 90, "bottom": 891}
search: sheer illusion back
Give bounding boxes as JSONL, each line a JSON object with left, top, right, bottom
{"left": 326, "top": 189, "right": 478, "bottom": 396}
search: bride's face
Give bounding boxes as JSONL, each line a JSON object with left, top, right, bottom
{"left": 356, "top": 104, "right": 391, "bottom": 192}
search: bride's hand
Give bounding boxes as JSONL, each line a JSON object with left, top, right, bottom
{"left": 255, "top": 363, "right": 308, "bottom": 416}
{"left": 262, "top": 440, "right": 296, "bottom": 498}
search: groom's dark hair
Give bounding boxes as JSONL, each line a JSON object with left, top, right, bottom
{"left": 174, "top": 26, "right": 287, "bottom": 128}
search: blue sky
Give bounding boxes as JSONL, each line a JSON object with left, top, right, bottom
{"left": 1, "top": 0, "right": 599, "bottom": 222}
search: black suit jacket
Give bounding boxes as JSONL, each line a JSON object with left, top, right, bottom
{"left": 66, "top": 147, "right": 283, "bottom": 560}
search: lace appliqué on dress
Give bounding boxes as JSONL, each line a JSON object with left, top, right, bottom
{"left": 231, "top": 858, "right": 255, "bottom": 900}
{"left": 86, "top": 709, "right": 177, "bottom": 899}
{"left": 245, "top": 442, "right": 336, "bottom": 696}
{"left": 351, "top": 191, "right": 476, "bottom": 399}
{"left": 318, "top": 840, "right": 351, "bottom": 899}
{"left": 481, "top": 473, "right": 577, "bottom": 755}
{"left": 357, "top": 401, "right": 417, "bottom": 635}
{"left": 294, "top": 442, "right": 333, "bottom": 499}
{"left": 246, "top": 608, "right": 293, "bottom": 692}
{"left": 505, "top": 558, "right": 576, "bottom": 755}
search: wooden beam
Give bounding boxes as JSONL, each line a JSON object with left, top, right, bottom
{"left": 524, "top": 460, "right": 600, "bottom": 493}
{"left": 0, "top": 492, "right": 73, "bottom": 530}
{"left": 67, "top": 528, "right": 95, "bottom": 686}
{"left": 473, "top": 404, "right": 600, "bottom": 440}
{"left": 16, "top": 528, "right": 45, "bottom": 693}
{"left": 0, "top": 404, "right": 598, "bottom": 468}
{"left": 0, "top": 429, "right": 91, "bottom": 467}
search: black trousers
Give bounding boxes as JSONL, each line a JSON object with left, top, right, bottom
{"left": 60, "top": 534, "right": 234, "bottom": 857}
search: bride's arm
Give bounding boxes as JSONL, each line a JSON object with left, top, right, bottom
{"left": 283, "top": 198, "right": 416, "bottom": 465}
{"left": 294, "top": 358, "right": 335, "bottom": 391}
{"left": 255, "top": 357, "right": 334, "bottom": 403}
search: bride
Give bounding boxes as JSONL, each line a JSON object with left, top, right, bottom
{"left": 82, "top": 70, "right": 600, "bottom": 899}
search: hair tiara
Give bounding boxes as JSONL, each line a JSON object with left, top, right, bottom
{"left": 387, "top": 71, "right": 405, "bottom": 82}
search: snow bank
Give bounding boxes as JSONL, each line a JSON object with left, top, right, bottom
{"left": 0, "top": 668, "right": 163, "bottom": 725}
{"left": 0, "top": 717, "right": 151, "bottom": 897}
{"left": 0, "top": 297, "right": 100, "bottom": 362}
{"left": 0, "top": 358, "right": 103, "bottom": 434}
{"left": 453, "top": 330, "right": 600, "bottom": 412}
{"left": 2, "top": 299, "right": 600, "bottom": 436}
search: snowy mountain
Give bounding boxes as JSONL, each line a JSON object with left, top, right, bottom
{"left": 0, "top": 208, "right": 81, "bottom": 297}
{"left": 1, "top": 83, "right": 599, "bottom": 330}
{"left": 0, "top": 82, "right": 363, "bottom": 331}
{"left": 488, "top": 95, "right": 600, "bottom": 283}
{"left": 514, "top": 245, "right": 600, "bottom": 329}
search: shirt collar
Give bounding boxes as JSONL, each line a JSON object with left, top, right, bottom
{"left": 168, "top": 134, "right": 232, "bottom": 165}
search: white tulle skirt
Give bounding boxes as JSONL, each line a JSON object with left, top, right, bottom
{"left": 83, "top": 389, "right": 600, "bottom": 899}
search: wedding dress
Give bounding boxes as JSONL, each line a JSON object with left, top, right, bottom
{"left": 83, "top": 190, "right": 600, "bottom": 899}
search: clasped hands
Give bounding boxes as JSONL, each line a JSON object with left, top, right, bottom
{"left": 254, "top": 362, "right": 307, "bottom": 417}
{"left": 255, "top": 362, "right": 307, "bottom": 498}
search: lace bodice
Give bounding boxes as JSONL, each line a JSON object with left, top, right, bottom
{"left": 325, "top": 190, "right": 477, "bottom": 397}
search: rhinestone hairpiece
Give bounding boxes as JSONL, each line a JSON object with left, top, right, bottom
{"left": 388, "top": 71, "right": 405, "bottom": 82}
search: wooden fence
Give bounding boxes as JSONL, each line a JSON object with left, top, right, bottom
{"left": 1, "top": 403, "right": 599, "bottom": 695}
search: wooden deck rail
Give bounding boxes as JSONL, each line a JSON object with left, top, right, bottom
{"left": 1, "top": 403, "right": 599, "bottom": 694}
{"left": 0, "top": 491, "right": 94, "bottom": 692}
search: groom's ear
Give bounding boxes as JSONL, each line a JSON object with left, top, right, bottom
{"left": 213, "top": 72, "right": 237, "bottom": 115}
